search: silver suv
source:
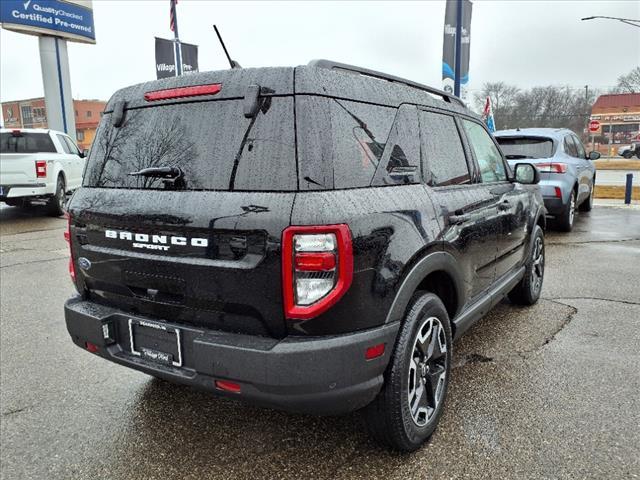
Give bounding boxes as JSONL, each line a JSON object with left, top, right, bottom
{"left": 494, "top": 128, "right": 599, "bottom": 232}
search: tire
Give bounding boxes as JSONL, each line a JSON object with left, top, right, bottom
{"left": 555, "top": 189, "right": 576, "bottom": 232}
{"left": 622, "top": 151, "right": 632, "bottom": 159}
{"left": 578, "top": 180, "right": 594, "bottom": 212}
{"left": 508, "top": 225, "right": 545, "bottom": 306}
{"left": 364, "top": 292, "right": 452, "bottom": 452}
{"left": 47, "top": 175, "right": 66, "bottom": 217}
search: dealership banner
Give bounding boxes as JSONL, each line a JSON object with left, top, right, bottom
{"left": 180, "top": 41, "right": 198, "bottom": 75}
{"left": 155, "top": 37, "right": 198, "bottom": 79}
{"left": 0, "top": 0, "right": 95, "bottom": 44}
{"left": 442, "top": 0, "right": 472, "bottom": 101}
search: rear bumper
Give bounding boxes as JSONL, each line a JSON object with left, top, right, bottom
{"left": 542, "top": 197, "right": 564, "bottom": 216}
{"left": 539, "top": 177, "right": 572, "bottom": 215}
{"left": 0, "top": 183, "right": 50, "bottom": 199}
{"left": 64, "top": 296, "right": 399, "bottom": 415}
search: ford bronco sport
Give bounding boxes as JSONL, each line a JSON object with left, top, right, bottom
{"left": 64, "top": 60, "right": 546, "bottom": 451}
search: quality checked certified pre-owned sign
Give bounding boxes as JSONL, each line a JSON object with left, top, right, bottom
{"left": 0, "top": 0, "right": 96, "bottom": 44}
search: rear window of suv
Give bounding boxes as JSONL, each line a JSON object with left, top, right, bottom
{"left": 495, "top": 136, "right": 554, "bottom": 159}
{"left": 83, "top": 98, "right": 296, "bottom": 191}
{"left": 0, "top": 132, "right": 56, "bottom": 153}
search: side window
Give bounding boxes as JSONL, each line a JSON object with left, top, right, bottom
{"left": 564, "top": 136, "right": 578, "bottom": 157}
{"left": 331, "top": 99, "right": 395, "bottom": 189}
{"left": 461, "top": 119, "right": 507, "bottom": 183}
{"left": 419, "top": 110, "right": 470, "bottom": 186}
{"left": 372, "top": 105, "right": 421, "bottom": 185}
{"left": 56, "top": 134, "right": 72, "bottom": 154}
{"left": 63, "top": 136, "right": 80, "bottom": 155}
{"left": 572, "top": 135, "right": 586, "bottom": 158}
{"left": 296, "top": 97, "right": 395, "bottom": 189}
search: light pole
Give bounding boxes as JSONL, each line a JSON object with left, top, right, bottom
{"left": 581, "top": 16, "right": 640, "bottom": 27}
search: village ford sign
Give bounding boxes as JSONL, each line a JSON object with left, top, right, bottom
{"left": 0, "top": 0, "right": 95, "bottom": 44}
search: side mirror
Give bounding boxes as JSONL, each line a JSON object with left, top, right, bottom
{"left": 514, "top": 163, "right": 540, "bottom": 185}
{"left": 81, "top": 149, "right": 89, "bottom": 158}
{"left": 588, "top": 151, "right": 601, "bottom": 161}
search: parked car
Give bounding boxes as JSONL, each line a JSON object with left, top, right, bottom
{"left": 618, "top": 142, "right": 640, "bottom": 159}
{"left": 0, "top": 128, "right": 86, "bottom": 215}
{"left": 63, "top": 60, "right": 546, "bottom": 452}
{"left": 494, "top": 128, "right": 599, "bottom": 232}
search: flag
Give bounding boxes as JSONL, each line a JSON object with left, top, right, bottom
{"left": 482, "top": 96, "right": 495, "bottom": 133}
{"left": 169, "top": 0, "right": 177, "bottom": 32}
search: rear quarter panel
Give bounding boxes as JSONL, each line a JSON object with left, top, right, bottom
{"left": 288, "top": 184, "right": 443, "bottom": 335}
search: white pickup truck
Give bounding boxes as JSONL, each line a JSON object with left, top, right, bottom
{"left": 0, "top": 128, "right": 87, "bottom": 216}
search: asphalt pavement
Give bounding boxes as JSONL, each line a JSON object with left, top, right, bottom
{"left": 1, "top": 204, "right": 639, "bottom": 480}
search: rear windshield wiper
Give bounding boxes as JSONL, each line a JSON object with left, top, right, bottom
{"left": 504, "top": 154, "right": 531, "bottom": 159}
{"left": 128, "top": 166, "right": 186, "bottom": 190}
{"left": 128, "top": 166, "right": 183, "bottom": 178}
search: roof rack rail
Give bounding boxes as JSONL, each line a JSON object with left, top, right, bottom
{"left": 308, "top": 59, "right": 465, "bottom": 106}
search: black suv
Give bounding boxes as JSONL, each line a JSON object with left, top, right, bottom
{"left": 64, "top": 60, "right": 545, "bottom": 451}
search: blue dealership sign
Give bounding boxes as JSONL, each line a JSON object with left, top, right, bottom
{"left": 0, "top": 0, "right": 95, "bottom": 44}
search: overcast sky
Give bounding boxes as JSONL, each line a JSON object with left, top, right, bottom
{"left": 1, "top": 0, "right": 639, "bottom": 105}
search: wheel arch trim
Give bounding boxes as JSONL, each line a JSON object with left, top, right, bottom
{"left": 534, "top": 204, "right": 546, "bottom": 232}
{"left": 384, "top": 251, "right": 465, "bottom": 325}
{"left": 51, "top": 163, "right": 67, "bottom": 192}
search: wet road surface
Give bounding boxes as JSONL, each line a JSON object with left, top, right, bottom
{"left": 1, "top": 204, "right": 639, "bottom": 479}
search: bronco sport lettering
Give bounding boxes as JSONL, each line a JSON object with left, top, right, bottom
{"left": 105, "top": 230, "right": 208, "bottom": 250}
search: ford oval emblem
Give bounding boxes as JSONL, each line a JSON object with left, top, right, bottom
{"left": 78, "top": 257, "right": 92, "bottom": 270}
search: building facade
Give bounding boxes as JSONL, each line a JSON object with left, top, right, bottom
{"left": 1, "top": 97, "right": 106, "bottom": 151}
{"left": 589, "top": 93, "right": 640, "bottom": 156}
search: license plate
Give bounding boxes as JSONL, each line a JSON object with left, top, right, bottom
{"left": 128, "top": 318, "right": 182, "bottom": 367}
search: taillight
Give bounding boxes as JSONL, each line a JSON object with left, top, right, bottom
{"left": 64, "top": 213, "right": 75, "bottom": 282}
{"left": 144, "top": 83, "right": 222, "bottom": 101}
{"left": 282, "top": 225, "right": 353, "bottom": 319}
{"left": 35, "top": 160, "right": 47, "bottom": 178}
{"left": 536, "top": 162, "right": 567, "bottom": 173}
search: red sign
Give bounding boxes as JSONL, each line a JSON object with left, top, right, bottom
{"left": 589, "top": 120, "right": 601, "bottom": 133}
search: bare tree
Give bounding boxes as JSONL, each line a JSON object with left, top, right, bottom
{"left": 474, "top": 83, "right": 601, "bottom": 141}
{"left": 473, "top": 81, "right": 520, "bottom": 127}
{"left": 612, "top": 67, "right": 640, "bottom": 94}
{"left": 86, "top": 110, "right": 197, "bottom": 189}
{"left": 128, "top": 115, "right": 197, "bottom": 189}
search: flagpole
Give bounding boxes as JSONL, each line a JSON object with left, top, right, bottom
{"left": 171, "top": 0, "right": 183, "bottom": 76}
